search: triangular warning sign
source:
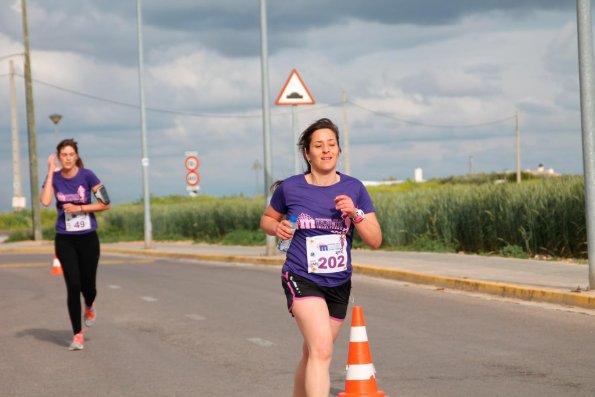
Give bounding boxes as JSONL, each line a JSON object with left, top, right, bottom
{"left": 275, "top": 69, "right": 315, "bottom": 106}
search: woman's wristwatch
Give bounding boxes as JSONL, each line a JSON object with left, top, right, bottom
{"left": 351, "top": 208, "right": 365, "bottom": 224}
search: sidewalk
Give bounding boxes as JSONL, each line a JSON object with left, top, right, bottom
{"left": 2, "top": 240, "right": 594, "bottom": 310}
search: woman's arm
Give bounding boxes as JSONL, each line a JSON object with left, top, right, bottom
{"left": 40, "top": 154, "right": 56, "bottom": 207}
{"left": 353, "top": 212, "right": 382, "bottom": 249}
{"left": 260, "top": 205, "right": 294, "bottom": 240}
{"left": 61, "top": 184, "right": 110, "bottom": 214}
{"left": 86, "top": 183, "right": 110, "bottom": 212}
{"left": 335, "top": 194, "right": 382, "bottom": 249}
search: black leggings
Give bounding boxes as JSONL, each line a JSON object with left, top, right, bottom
{"left": 55, "top": 231, "right": 100, "bottom": 335}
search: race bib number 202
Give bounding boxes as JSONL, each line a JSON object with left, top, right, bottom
{"left": 306, "top": 234, "right": 348, "bottom": 274}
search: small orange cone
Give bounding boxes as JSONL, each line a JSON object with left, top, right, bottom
{"left": 50, "top": 256, "right": 63, "bottom": 275}
{"left": 339, "top": 306, "right": 387, "bottom": 397}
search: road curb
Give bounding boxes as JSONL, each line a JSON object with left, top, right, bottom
{"left": 353, "top": 263, "right": 595, "bottom": 311}
{"left": 0, "top": 246, "right": 53, "bottom": 253}
{"left": 3, "top": 245, "right": 594, "bottom": 310}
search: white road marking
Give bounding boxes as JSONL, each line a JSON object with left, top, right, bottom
{"left": 141, "top": 296, "right": 158, "bottom": 302}
{"left": 185, "top": 314, "right": 206, "bottom": 321}
{"left": 247, "top": 337, "right": 274, "bottom": 347}
{"left": 107, "top": 285, "right": 121, "bottom": 289}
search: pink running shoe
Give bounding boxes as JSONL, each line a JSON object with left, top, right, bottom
{"left": 84, "top": 304, "right": 96, "bottom": 327}
{"left": 68, "top": 333, "right": 84, "bottom": 351}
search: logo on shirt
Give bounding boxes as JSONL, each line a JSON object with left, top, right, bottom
{"left": 56, "top": 185, "right": 87, "bottom": 203}
{"left": 297, "top": 213, "right": 351, "bottom": 235}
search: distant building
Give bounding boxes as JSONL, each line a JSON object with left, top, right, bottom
{"left": 362, "top": 167, "right": 425, "bottom": 187}
{"left": 362, "top": 179, "right": 403, "bottom": 187}
{"left": 414, "top": 168, "right": 424, "bottom": 182}
{"left": 525, "top": 163, "right": 561, "bottom": 177}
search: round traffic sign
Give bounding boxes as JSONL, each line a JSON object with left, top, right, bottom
{"left": 186, "top": 171, "right": 200, "bottom": 186}
{"left": 185, "top": 156, "right": 199, "bottom": 171}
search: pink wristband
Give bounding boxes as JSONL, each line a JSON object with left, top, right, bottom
{"left": 352, "top": 209, "right": 365, "bottom": 224}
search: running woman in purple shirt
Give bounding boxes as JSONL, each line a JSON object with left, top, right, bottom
{"left": 40, "top": 139, "right": 110, "bottom": 351}
{"left": 260, "top": 118, "right": 382, "bottom": 397}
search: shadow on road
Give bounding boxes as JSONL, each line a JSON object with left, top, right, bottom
{"left": 15, "top": 328, "right": 73, "bottom": 347}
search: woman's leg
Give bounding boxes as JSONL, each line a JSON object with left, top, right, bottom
{"left": 78, "top": 231, "right": 100, "bottom": 308}
{"left": 293, "top": 317, "right": 344, "bottom": 397}
{"left": 292, "top": 341, "right": 308, "bottom": 397}
{"left": 55, "top": 234, "right": 83, "bottom": 334}
{"left": 291, "top": 297, "right": 345, "bottom": 397}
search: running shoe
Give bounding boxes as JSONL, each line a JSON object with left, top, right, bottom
{"left": 68, "top": 333, "right": 84, "bottom": 351}
{"left": 84, "top": 304, "right": 96, "bottom": 327}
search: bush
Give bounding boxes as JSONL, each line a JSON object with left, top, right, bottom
{"left": 370, "top": 176, "right": 586, "bottom": 258}
{"left": 498, "top": 244, "right": 529, "bottom": 259}
{"left": 2, "top": 176, "right": 587, "bottom": 259}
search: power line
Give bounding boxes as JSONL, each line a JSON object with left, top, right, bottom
{"left": 8, "top": 72, "right": 341, "bottom": 119}
{"left": 349, "top": 100, "right": 515, "bottom": 128}
{"left": 2, "top": 73, "right": 516, "bottom": 126}
{"left": 19, "top": 72, "right": 260, "bottom": 118}
{"left": 9, "top": 72, "right": 275, "bottom": 118}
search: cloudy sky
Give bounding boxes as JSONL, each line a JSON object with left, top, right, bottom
{"left": 0, "top": 0, "right": 587, "bottom": 212}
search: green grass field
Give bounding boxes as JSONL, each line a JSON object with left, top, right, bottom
{"left": 1, "top": 174, "right": 586, "bottom": 259}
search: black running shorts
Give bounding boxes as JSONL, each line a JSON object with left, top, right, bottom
{"left": 281, "top": 271, "right": 351, "bottom": 320}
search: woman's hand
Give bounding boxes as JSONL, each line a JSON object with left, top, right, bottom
{"left": 334, "top": 195, "right": 357, "bottom": 219}
{"left": 47, "top": 153, "right": 59, "bottom": 173}
{"left": 261, "top": 205, "right": 290, "bottom": 238}
{"left": 336, "top": 195, "right": 383, "bottom": 249}
{"left": 62, "top": 203, "right": 81, "bottom": 214}
{"left": 40, "top": 154, "right": 58, "bottom": 206}
{"left": 276, "top": 219, "right": 295, "bottom": 240}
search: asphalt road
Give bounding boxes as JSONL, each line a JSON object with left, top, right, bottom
{"left": 1, "top": 252, "right": 595, "bottom": 396}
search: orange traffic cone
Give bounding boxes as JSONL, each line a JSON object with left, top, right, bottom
{"left": 50, "top": 256, "right": 63, "bottom": 275}
{"left": 339, "top": 306, "right": 387, "bottom": 397}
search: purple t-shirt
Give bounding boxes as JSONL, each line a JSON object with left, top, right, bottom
{"left": 270, "top": 173, "right": 375, "bottom": 287}
{"left": 47, "top": 168, "right": 101, "bottom": 235}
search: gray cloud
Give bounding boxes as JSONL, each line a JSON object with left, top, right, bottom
{"left": 1, "top": 0, "right": 576, "bottom": 62}
{"left": 0, "top": 1, "right": 584, "bottom": 212}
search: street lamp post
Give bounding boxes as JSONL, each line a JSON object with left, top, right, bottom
{"left": 576, "top": 0, "right": 595, "bottom": 288}
{"left": 49, "top": 113, "right": 62, "bottom": 143}
{"left": 259, "top": 0, "right": 276, "bottom": 255}
{"left": 135, "top": 0, "right": 153, "bottom": 249}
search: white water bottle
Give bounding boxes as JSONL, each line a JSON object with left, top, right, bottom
{"left": 277, "top": 215, "right": 298, "bottom": 252}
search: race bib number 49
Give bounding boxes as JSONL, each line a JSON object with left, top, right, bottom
{"left": 306, "top": 234, "right": 348, "bottom": 274}
{"left": 65, "top": 212, "right": 91, "bottom": 232}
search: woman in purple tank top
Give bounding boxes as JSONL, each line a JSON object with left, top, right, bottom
{"left": 40, "top": 139, "right": 110, "bottom": 351}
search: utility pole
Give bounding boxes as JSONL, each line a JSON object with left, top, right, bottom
{"left": 259, "top": 0, "right": 276, "bottom": 256}
{"left": 576, "top": 0, "right": 595, "bottom": 288}
{"left": 515, "top": 111, "right": 521, "bottom": 184}
{"left": 342, "top": 91, "right": 351, "bottom": 175}
{"left": 21, "top": 0, "right": 42, "bottom": 240}
{"left": 9, "top": 60, "right": 25, "bottom": 211}
{"left": 468, "top": 155, "right": 473, "bottom": 175}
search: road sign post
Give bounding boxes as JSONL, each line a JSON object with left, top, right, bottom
{"left": 275, "top": 69, "right": 315, "bottom": 174}
{"left": 184, "top": 151, "right": 200, "bottom": 196}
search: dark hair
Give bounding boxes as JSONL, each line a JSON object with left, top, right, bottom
{"left": 298, "top": 117, "right": 341, "bottom": 173}
{"left": 270, "top": 118, "right": 341, "bottom": 191}
{"left": 56, "top": 138, "right": 84, "bottom": 168}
